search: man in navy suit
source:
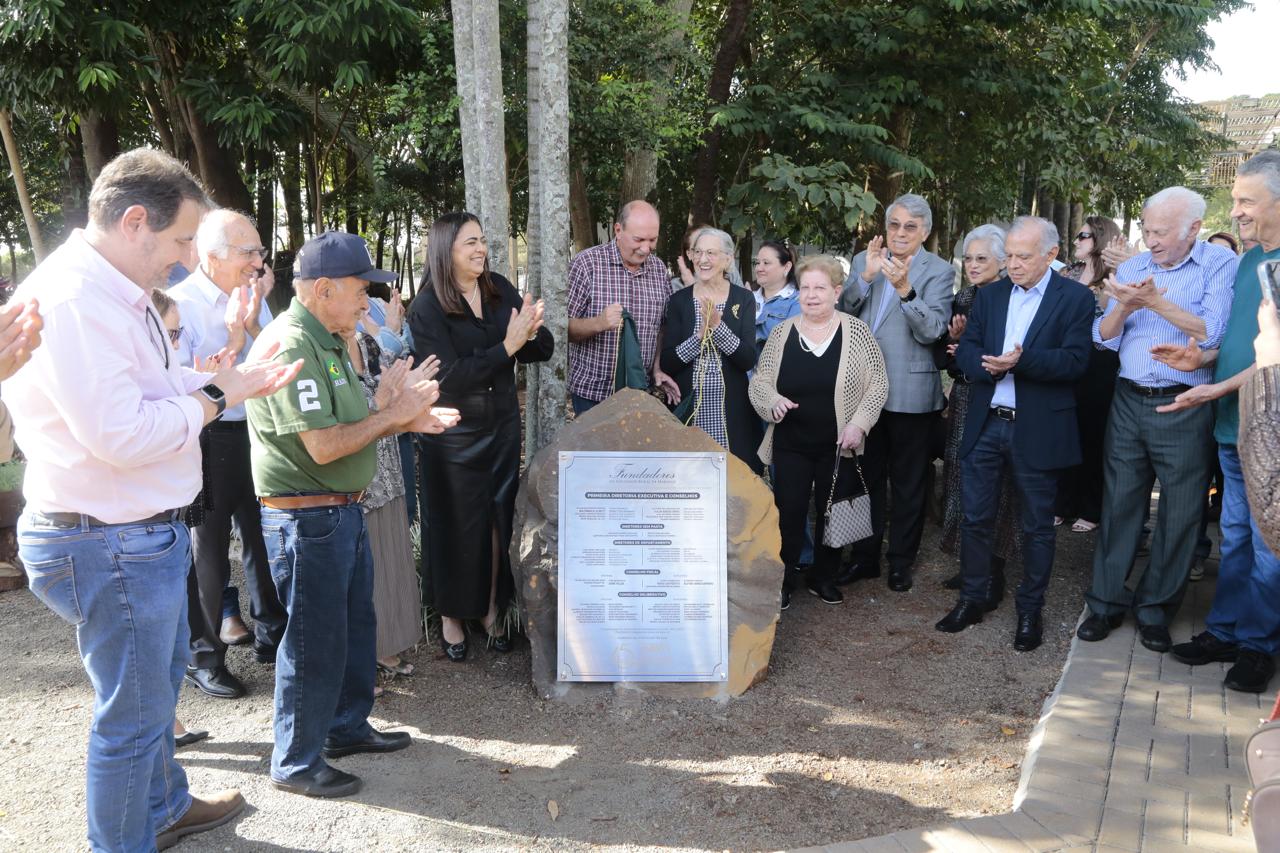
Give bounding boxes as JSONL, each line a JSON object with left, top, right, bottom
{"left": 935, "top": 216, "right": 1095, "bottom": 651}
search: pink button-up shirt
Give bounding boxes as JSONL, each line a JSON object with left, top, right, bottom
{"left": 7, "top": 230, "right": 210, "bottom": 523}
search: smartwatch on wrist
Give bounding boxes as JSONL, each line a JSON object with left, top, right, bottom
{"left": 900, "top": 287, "right": 917, "bottom": 303}
{"left": 198, "top": 383, "right": 227, "bottom": 419}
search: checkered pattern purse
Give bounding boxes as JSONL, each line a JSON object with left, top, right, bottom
{"left": 822, "top": 452, "right": 873, "bottom": 548}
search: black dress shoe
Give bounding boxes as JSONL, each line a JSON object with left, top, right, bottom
{"left": 323, "top": 728, "right": 412, "bottom": 759}
{"left": 935, "top": 600, "right": 984, "bottom": 633}
{"left": 174, "top": 730, "right": 209, "bottom": 749}
{"left": 887, "top": 568, "right": 913, "bottom": 592}
{"left": 1138, "top": 624, "right": 1172, "bottom": 653}
{"left": 441, "top": 635, "right": 467, "bottom": 662}
{"left": 941, "top": 572, "right": 962, "bottom": 590}
{"left": 982, "top": 572, "right": 1006, "bottom": 613}
{"left": 807, "top": 581, "right": 844, "bottom": 604}
{"left": 1225, "top": 649, "right": 1277, "bottom": 693}
{"left": 1014, "top": 611, "right": 1043, "bottom": 652}
{"left": 271, "top": 765, "right": 362, "bottom": 798}
{"left": 252, "top": 644, "right": 277, "bottom": 665}
{"left": 488, "top": 633, "right": 514, "bottom": 653}
{"left": 1171, "top": 631, "right": 1238, "bottom": 665}
{"left": 835, "top": 563, "right": 880, "bottom": 586}
{"left": 1076, "top": 612, "right": 1123, "bottom": 642}
{"left": 780, "top": 587, "right": 791, "bottom": 611}
{"left": 184, "top": 666, "right": 246, "bottom": 699}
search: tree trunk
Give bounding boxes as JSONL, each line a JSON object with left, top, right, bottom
{"left": 140, "top": 77, "right": 177, "bottom": 156}
{"left": 0, "top": 111, "right": 46, "bottom": 263}
{"left": 532, "top": 0, "right": 570, "bottom": 449}
{"left": 254, "top": 146, "right": 275, "bottom": 250}
{"left": 281, "top": 144, "right": 305, "bottom": 250}
{"left": 689, "top": 0, "right": 751, "bottom": 227}
{"left": 569, "top": 156, "right": 594, "bottom": 252}
{"left": 79, "top": 110, "right": 120, "bottom": 183}
{"left": 525, "top": 0, "right": 545, "bottom": 450}
{"left": 865, "top": 106, "right": 914, "bottom": 235}
{"left": 1069, "top": 201, "right": 1084, "bottom": 259}
{"left": 452, "top": 0, "right": 512, "bottom": 279}
{"left": 344, "top": 150, "right": 358, "bottom": 234}
{"left": 619, "top": 0, "right": 694, "bottom": 204}
{"left": 60, "top": 120, "right": 90, "bottom": 235}
{"left": 1054, "top": 198, "right": 1071, "bottom": 257}
{"left": 303, "top": 137, "right": 319, "bottom": 234}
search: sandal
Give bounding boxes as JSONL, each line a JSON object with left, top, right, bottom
{"left": 1071, "top": 519, "right": 1097, "bottom": 533}
{"left": 1054, "top": 516, "right": 1064, "bottom": 527}
{"left": 377, "top": 658, "right": 414, "bottom": 677}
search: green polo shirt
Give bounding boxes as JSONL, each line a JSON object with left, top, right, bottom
{"left": 246, "top": 298, "right": 376, "bottom": 495}
{"left": 1214, "top": 244, "right": 1280, "bottom": 446}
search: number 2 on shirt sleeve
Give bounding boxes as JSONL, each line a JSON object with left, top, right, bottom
{"left": 296, "top": 378, "right": 321, "bottom": 412}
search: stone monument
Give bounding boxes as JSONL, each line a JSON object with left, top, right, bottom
{"left": 511, "top": 389, "right": 784, "bottom": 700}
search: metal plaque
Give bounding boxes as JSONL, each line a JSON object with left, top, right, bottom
{"left": 556, "top": 451, "right": 728, "bottom": 682}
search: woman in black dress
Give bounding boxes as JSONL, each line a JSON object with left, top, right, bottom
{"left": 660, "top": 227, "right": 761, "bottom": 474}
{"left": 408, "top": 212, "right": 554, "bottom": 661}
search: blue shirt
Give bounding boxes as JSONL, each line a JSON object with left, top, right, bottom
{"left": 991, "top": 268, "right": 1051, "bottom": 409}
{"left": 1214, "top": 244, "right": 1280, "bottom": 444}
{"left": 1093, "top": 240, "right": 1237, "bottom": 387}
{"left": 754, "top": 283, "right": 801, "bottom": 347}
{"left": 357, "top": 296, "right": 413, "bottom": 358}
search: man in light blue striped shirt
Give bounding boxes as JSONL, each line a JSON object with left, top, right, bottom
{"left": 1077, "top": 186, "right": 1237, "bottom": 652}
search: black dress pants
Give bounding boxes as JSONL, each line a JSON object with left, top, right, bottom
{"left": 848, "top": 410, "right": 939, "bottom": 574}
{"left": 773, "top": 444, "right": 841, "bottom": 584}
{"left": 187, "top": 422, "right": 286, "bottom": 668}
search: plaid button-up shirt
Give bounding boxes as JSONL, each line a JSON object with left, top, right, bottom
{"left": 567, "top": 240, "right": 671, "bottom": 402}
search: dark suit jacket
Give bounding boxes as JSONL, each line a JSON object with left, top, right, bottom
{"left": 955, "top": 270, "right": 1095, "bottom": 470}
{"left": 660, "top": 285, "right": 761, "bottom": 473}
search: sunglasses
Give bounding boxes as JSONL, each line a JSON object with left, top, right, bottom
{"left": 168, "top": 326, "right": 183, "bottom": 344}
{"left": 1074, "top": 231, "right": 1094, "bottom": 241}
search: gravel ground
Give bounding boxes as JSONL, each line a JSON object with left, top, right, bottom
{"left": 0, "top": 514, "right": 1098, "bottom": 852}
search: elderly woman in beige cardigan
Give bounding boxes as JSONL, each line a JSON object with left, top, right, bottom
{"left": 750, "top": 254, "right": 888, "bottom": 609}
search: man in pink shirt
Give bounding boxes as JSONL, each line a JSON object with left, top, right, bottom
{"left": 6, "top": 149, "right": 301, "bottom": 852}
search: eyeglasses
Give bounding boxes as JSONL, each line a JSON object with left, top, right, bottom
{"left": 1074, "top": 232, "right": 1094, "bottom": 241}
{"left": 962, "top": 254, "right": 992, "bottom": 264}
{"left": 234, "top": 245, "right": 269, "bottom": 259}
{"left": 887, "top": 221, "right": 922, "bottom": 233}
{"left": 167, "top": 326, "right": 184, "bottom": 344}
{"left": 691, "top": 249, "right": 722, "bottom": 259}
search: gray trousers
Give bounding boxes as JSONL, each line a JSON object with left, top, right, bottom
{"left": 1084, "top": 381, "right": 1213, "bottom": 626}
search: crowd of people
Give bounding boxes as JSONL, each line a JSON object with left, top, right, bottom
{"left": 3, "top": 144, "right": 1280, "bottom": 851}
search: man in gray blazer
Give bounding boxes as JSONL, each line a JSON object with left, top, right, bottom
{"left": 837, "top": 193, "right": 953, "bottom": 591}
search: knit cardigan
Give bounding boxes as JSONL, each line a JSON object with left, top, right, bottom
{"left": 748, "top": 312, "right": 889, "bottom": 466}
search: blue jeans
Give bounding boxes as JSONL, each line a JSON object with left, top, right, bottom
{"left": 261, "top": 504, "right": 376, "bottom": 781}
{"left": 1205, "top": 445, "right": 1280, "bottom": 655}
{"left": 18, "top": 512, "right": 192, "bottom": 851}
{"left": 959, "top": 414, "right": 1060, "bottom": 613}
{"left": 571, "top": 393, "right": 599, "bottom": 416}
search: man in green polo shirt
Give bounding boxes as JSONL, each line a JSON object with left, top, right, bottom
{"left": 1152, "top": 150, "right": 1280, "bottom": 694}
{"left": 246, "top": 231, "right": 455, "bottom": 798}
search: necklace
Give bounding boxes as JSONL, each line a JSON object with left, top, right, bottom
{"left": 460, "top": 283, "right": 481, "bottom": 313}
{"left": 798, "top": 315, "right": 835, "bottom": 353}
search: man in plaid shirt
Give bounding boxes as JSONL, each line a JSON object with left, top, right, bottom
{"left": 567, "top": 200, "right": 677, "bottom": 413}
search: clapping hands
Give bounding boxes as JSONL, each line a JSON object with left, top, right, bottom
{"left": 503, "top": 294, "right": 545, "bottom": 356}
{"left": 0, "top": 298, "right": 42, "bottom": 382}
{"left": 981, "top": 344, "right": 1022, "bottom": 376}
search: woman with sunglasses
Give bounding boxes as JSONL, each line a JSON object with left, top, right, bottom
{"left": 1054, "top": 216, "right": 1124, "bottom": 533}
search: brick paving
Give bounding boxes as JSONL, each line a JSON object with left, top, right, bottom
{"left": 797, "top": 577, "right": 1265, "bottom": 852}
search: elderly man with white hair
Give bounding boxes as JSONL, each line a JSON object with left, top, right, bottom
{"left": 1077, "top": 185, "right": 1237, "bottom": 652}
{"left": 169, "top": 208, "right": 286, "bottom": 699}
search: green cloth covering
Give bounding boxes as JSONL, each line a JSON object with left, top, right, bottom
{"left": 246, "top": 298, "right": 377, "bottom": 495}
{"left": 613, "top": 308, "right": 649, "bottom": 392}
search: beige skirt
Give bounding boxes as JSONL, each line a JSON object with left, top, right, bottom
{"left": 366, "top": 495, "right": 423, "bottom": 658}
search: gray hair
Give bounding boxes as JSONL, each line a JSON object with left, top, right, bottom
{"left": 1009, "top": 216, "right": 1059, "bottom": 255}
{"left": 1143, "top": 186, "right": 1206, "bottom": 238}
{"left": 962, "top": 224, "right": 1007, "bottom": 263}
{"left": 88, "top": 148, "right": 211, "bottom": 231}
{"left": 1239, "top": 150, "right": 1280, "bottom": 202}
{"left": 617, "top": 199, "right": 659, "bottom": 228}
{"left": 691, "top": 226, "right": 735, "bottom": 260}
{"left": 196, "top": 209, "right": 253, "bottom": 260}
{"left": 887, "top": 193, "right": 932, "bottom": 234}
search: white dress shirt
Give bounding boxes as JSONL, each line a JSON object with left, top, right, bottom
{"left": 990, "top": 268, "right": 1051, "bottom": 409}
{"left": 169, "top": 267, "right": 272, "bottom": 420}
{"left": 6, "top": 231, "right": 210, "bottom": 522}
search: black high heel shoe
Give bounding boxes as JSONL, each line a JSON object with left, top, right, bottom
{"left": 440, "top": 634, "right": 467, "bottom": 662}
{"left": 476, "top": 618, "right": 514, "bottom": 654}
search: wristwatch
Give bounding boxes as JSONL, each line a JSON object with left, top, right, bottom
{"left": 899, "top": 287, "right": 917, "bottom": 303}
{"left": 198, "top": 383, "right": 227, "bottom": 418}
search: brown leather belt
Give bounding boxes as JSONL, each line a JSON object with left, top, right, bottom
{"left": 259, "top": 492, "right": 364, "bottom": 510}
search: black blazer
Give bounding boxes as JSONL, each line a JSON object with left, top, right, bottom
{"left": 660, "top": 285, "right": 761, "bottom": 473}
{"left": 955, "top": 270, "right": 1095, "bottom": 470}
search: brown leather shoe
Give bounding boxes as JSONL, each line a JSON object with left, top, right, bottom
{"left": 219, "top": 615, "right": 251, "bottom": 646}
{"left": 156, "top": 789, "right": 245, "bottom": 850}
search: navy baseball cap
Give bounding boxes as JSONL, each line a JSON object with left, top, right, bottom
{"left": 295, "top": 232, "right": 397, "bottom": 283}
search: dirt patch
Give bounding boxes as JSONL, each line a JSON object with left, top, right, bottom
{"left": 0, "top": 520, "right": 1096, "bottom": 851}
